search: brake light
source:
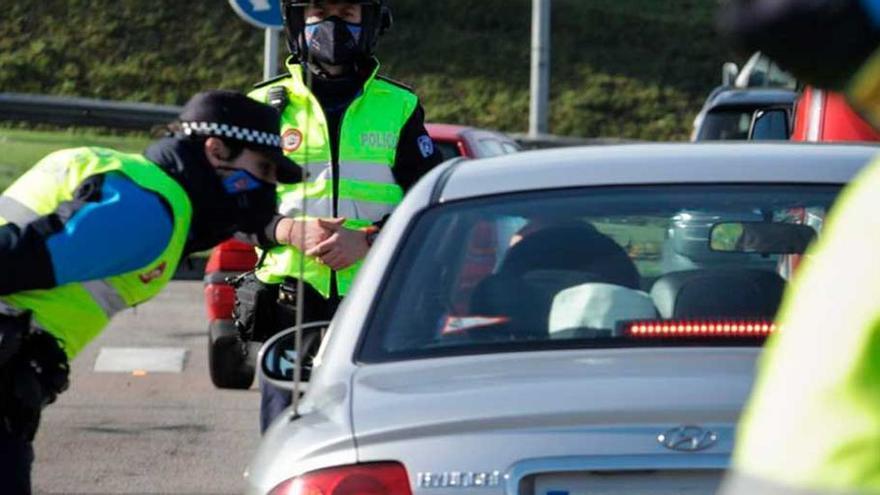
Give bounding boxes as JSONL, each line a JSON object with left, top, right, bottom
{"left": 625, "top": 320, "right": 777, "bottom": 338}
{"left": 268, "top": 462, "right": 413, "bottom": 495}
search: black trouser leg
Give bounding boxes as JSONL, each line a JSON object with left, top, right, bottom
{"left": 0, "top": 431, "right": 33, "bottom": 495}
{"left": 259, "top": 375, "right": 292, "bottom": 433}
{"left": 257, "top": 281, "right": 338, "bottom": 433}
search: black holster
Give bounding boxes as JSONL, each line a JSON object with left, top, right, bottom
{"left": 0, "top": 312, "right": 70, "bottom": 441}
{"left": 231, "top": 272, "right": 281, "bottom": 343}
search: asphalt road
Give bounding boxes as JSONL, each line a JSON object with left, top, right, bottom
{"left": 32, "top": 281, "right": 261, "bottom": 495}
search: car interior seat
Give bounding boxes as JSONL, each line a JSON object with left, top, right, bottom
{"left": 470, "top": 225, "right": 641, "bottom": 339}
{"left": 650, "top": 268, "right": 785, "bottom": 320}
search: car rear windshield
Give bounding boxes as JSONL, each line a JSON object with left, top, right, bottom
{"left": 698, "top": 109, "right": 755, "bottom": 140}
{"left": 359, "top": 185, "right": 841, "bottom": 363}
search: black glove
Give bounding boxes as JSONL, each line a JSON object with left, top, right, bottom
{"left": 717, "top": 0, "right": 880, "bottom": 89}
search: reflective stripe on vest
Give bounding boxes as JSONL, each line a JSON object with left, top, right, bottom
{"left": 0, "top": 196, "right": 39, "bottom": 227}
{"left": 250, "top": 59, "right": 417, "bottom": 297}
{"left": 302, "top": 161, "right": 399, "bottom": 185}
{"left": 82, "top": 280, "right": 128, "bottom": 318}
{"left": 279, "top": 195, "right": 396, "bottom": 225}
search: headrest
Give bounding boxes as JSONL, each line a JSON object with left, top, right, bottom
{"left": 650, "top": 269, "right": 785, "bottom": 319}
{"left": 501, "top": 225, "right": 640, "bottom": 289}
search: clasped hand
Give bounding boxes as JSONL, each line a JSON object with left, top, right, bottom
{"left": 275, "top": 217, "right": 369, "bottom": 271}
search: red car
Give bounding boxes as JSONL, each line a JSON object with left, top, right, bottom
{"left": 791, "top": 87, "right": 880, "bottom": 142}
{"left": 425, "top": 123, "right": 520, "bottom": 161}
{"left": 205, "top": 124, "right": 520, "bottom": 389}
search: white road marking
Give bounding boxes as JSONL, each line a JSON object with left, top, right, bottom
{"left": 94, "top": 347, "right": 188, "bottom": 373}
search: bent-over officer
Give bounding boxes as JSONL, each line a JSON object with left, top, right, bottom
{"left": 0, "top": 90, "right": 302, "bottom": 494}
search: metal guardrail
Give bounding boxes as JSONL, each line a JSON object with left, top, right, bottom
{"left": 0, "top": 93, "right": 181, "bottom": 130}
{"left": 0, "top": 92, "right": 630, "bottom": 148}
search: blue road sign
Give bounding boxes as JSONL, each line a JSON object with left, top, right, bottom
{"left": 228, "top": 0, "right": 284, "bottom": 30}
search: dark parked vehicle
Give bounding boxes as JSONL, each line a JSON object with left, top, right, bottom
{"left": 691, "top": 88, "right": 798, "bottom": 141}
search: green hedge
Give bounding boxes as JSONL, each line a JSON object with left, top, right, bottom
{"left": 0, "top": 0, "right": 736, "bottom": 140}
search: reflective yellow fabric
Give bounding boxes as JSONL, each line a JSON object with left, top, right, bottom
{"left": 0, "top": 148, "right": 192, "bottom": 358}
{"left": 848, "top": 46, "right": 880, "bottom": 129}
{"left": 250, "top": 59, "right": 416, "bottom": 297}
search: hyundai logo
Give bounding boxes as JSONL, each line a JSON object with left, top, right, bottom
{"left": 658, "top": 425, "right": 718, "bottom": 452}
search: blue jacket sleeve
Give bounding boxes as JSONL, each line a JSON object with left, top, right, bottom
{"left": 0, "top": 173, "right": 174, "bottom": 295}
{"left": 46, "top": 173, "right": 174, "bottom": 285}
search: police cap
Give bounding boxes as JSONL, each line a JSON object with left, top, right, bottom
{"left": 179, "top": 90, "right": 301, "bottom": 184}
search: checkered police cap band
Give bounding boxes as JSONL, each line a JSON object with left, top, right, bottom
{"left": 180, "top": 121, "right": 282, "bottom": 149}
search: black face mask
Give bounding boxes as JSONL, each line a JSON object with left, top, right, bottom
{"left": 217, "top": 167, "right": 278, "bottom": 235}
{"left": 304, "top": 16, "right": 363, "bottom": 67}
{"left": 144, "top": 138, "right": 278, "bottom": 254}
{"left": 231, "top": 182, "right": 278, "bottom": 235}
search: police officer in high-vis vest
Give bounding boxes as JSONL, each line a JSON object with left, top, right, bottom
{"left": 242, "top": 0, "right": 442, "bottom": 432}
{"left": 717, "top": 0, "right": 880, "bottom": 493}
{"left": 0, "top": 90, "right": 302, "bottom": 494}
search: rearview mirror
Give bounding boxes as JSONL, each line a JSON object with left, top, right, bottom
{"left": 258, "top": 321, "right": 329, "bottom": 391}
{"left": 710, "top": 222, "right": 816, "bottom": 255}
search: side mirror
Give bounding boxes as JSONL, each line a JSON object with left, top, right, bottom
{"left": 722, "top": 62, "right": 740, "bottom": 87}
{"left": 710, "top": 222, "right": 816, "bottom": 255}
{"left": 258, "top": 321, "right": 329, "bottom": 391}
{"left": 749, "top": 108, "right": 790, "bottom": 140}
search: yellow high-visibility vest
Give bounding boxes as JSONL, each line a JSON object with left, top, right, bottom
{"left": 250, "top": 60, "right": 417, "bottom": 298}
{"left": 0, "top": 147, "right": 192, "bottom": 358}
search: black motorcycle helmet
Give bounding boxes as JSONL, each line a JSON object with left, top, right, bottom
{"left": 282, "top": 0, "right": 393, "bottom": 62}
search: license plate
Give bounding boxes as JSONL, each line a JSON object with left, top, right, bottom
{"left": 534, "top": 470, "right": 721, "bottom": 495}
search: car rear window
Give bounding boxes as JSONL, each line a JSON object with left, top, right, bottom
{"left": 435, "top": 141, "right": 462, "bottom": 162}
{"left": 698, "top": 109, "right": 754, "bottom": 140}
{"left": 359, "top": 185, "right": 839, "bottom": 363}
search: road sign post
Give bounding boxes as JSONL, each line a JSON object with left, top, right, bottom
{"left": 529, "top": 0, "right": 551, "bottom": 138}
{"left": 264, "top": 29, "right": 281, "bottom": 80}
{"left": 228, "top": 0, "right": 285, "bottom": 79}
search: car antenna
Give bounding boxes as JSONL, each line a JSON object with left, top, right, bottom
{"left": 290, "top": 47, "right": 314, "bottom": 419}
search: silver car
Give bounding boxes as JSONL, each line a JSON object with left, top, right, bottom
{"left": 246, "top": 143, "right": 876, "bottom": 495}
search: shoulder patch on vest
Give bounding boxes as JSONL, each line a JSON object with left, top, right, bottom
{"left": 375, "top": 74, "right": 415, "bottom": 93}
{"left": 252, "top": 72, "right": 292, "bottom": 89}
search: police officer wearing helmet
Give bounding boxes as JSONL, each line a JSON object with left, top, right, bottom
{"left": 716, "top": 0, "right": 880, "bottom": 493}
{"left": 241, "top": 0, "right": 442, "bottom": 432}
{"left": 0, "top": 90, "right": 302, "bottom": 494}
